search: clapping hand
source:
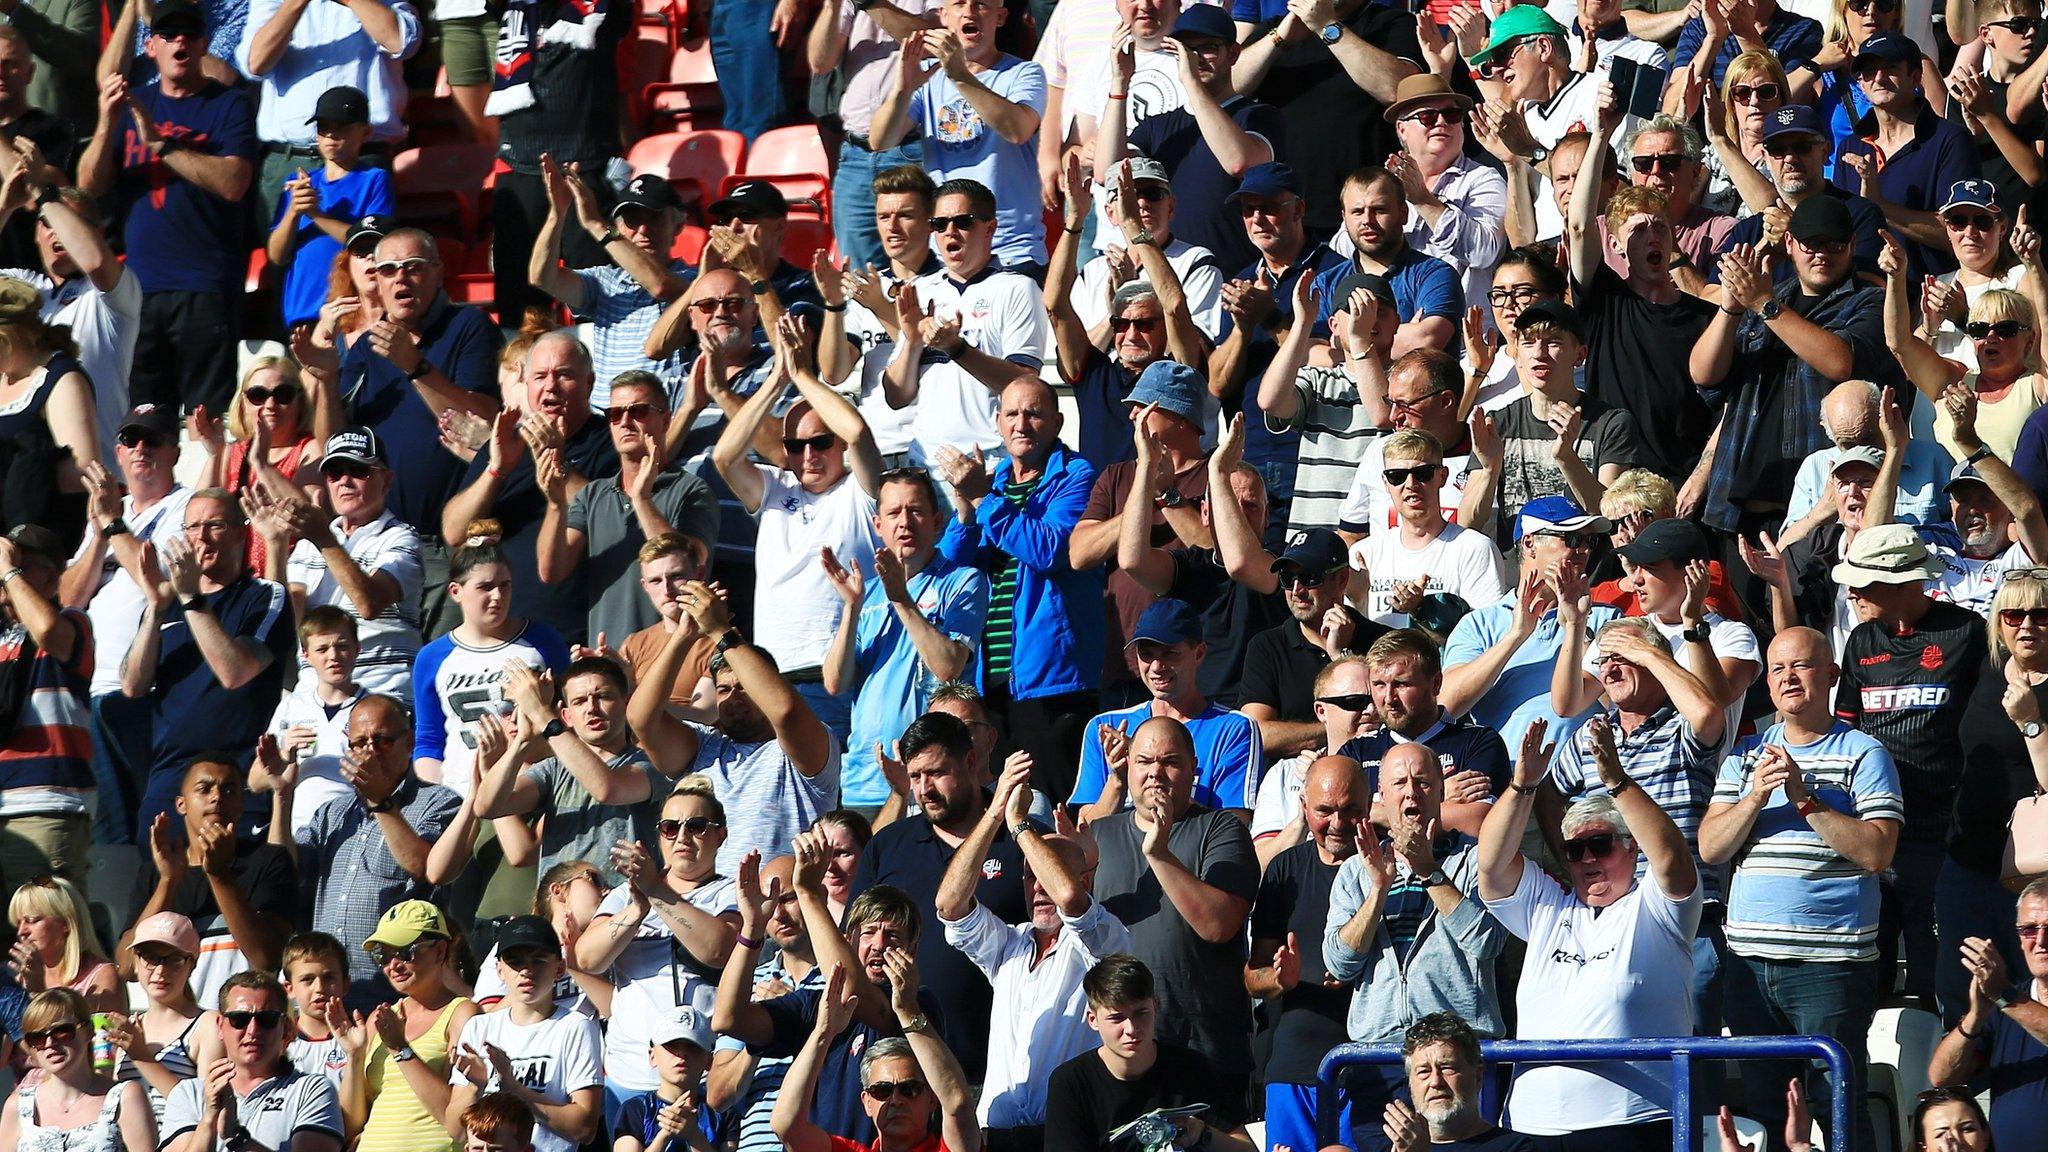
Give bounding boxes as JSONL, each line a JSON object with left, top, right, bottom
{"left": 821, "top": 546, "right": 866, "bottom": 606}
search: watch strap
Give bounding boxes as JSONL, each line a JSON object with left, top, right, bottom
{"left": 180, "top": 593, "right": 207, "bottom": 614}
{"left": 405, "top": 358, "right": 433, "bottom": 381}
{"left": 104, "top": 517, "right": 132, "bottom": 539}
{"left": 1966, "top": 445, "right": 1995, "bottom": 467}
{"left": 716, "top": 627, "right": 747, "bottom": 652}
{"left": 541, "top": 718, "right": 569, "bottom": 739}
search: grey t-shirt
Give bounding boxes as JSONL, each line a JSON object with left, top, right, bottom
{"left": 1092, "top": 804, "right": 1259, "bottom": 1077}
{"left": 520, "top": 745, "right": 662, "bottom": 883}
{"left": 161, "top": 1066, "right": 342, "bottom": 1151}
{"left": 566, "top": 466, "right": 721, "bottom": 643}
{"left": 689, "top": 724, "right": 839, "bottom": 875}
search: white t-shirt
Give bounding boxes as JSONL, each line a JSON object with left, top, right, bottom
{"left": 1350, "top": 521, "right": 1509, "bottom": 627}
{"left": 287, "top": 1029, "right": 350, "bottom": 1096}
{"left": 29, "top": 267, "right": 142, "bottom": 464}
{"left": 1486, "top": 856, "right": 1702, "bottom": 1134}
{"left": 749, "top": 464, "right": 879, "bottom": 672}
{"left": 448, "top": 1003, "right": 603, "bottom": 1152}
{"left": 265, "top": 681, "right": 366, "bottom": 836}
{"left": 592, "top": 877, "right": 739, "bottom": 1093}
{"left": 1250, "top": 751, "right": 1312, "bottom": 839}
{"left": 844, "top": 284, "right": 918, "bottom": 458}
{"left": 71, "top": 487, "right": 195, "bottom": 697}
{"left": 1335, "top": 436, "right": 1475, "bottom": 536}
{"left": 284, "top": 510, "right": 424, "bottom": 697}
{"left": 1930, "top": 541, "right": 2033, "bottom": 615}
{"left": 894, "top": 267, "right": 1049, "bottom": 462}
{"left": 1074, "top": 237, "right": 1226, "bottom": 344}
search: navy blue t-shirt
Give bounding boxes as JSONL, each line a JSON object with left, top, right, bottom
{"left": 1250, "top": 842, "right": 1349, "bottom": 1085}
{"left": 116, "top": 80, "right": 257, "bottom": 296}
{"left": 1068, "top": 348, "right": 1141, "bottom": 472}
{"left": 1340, "top": 714, "right": 1514, "bottom": 797}
{"left": 757, "top": 983, "right": 945, "bottom": 1145}
{"left": 1129, "top": 96, "right": 1287, "bottom": 272}
{"left": 1832, "top": 102, "right": 1980, "bottom": 284}
{"left": 614, "top": 1088, "right": 728, "bottom": 1148}
{"left": 340, "top": 295, "right": 506, "bottom": 535}
{"left": 1987, "top": 1005, "right": 2048, "bottom": 1152}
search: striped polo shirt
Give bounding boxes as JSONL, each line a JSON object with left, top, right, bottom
{"left": 0, "top": 610, "right": 95, "bottom": 817}
{"left": 1267, "top": 363, "right": 1384, "bottom": 539}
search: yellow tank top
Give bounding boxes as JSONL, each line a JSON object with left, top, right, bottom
{"left": 357, "top": 997, "right": 471, "bottom": 1152}
{"left": 1935, "top": 372, "right": 2047, "bottom": 461}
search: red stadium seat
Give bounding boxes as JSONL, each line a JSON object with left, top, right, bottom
{"left": 627, "top": 129, "right": 746, "bottom": 211}
{"left": 642, "top": 38, "right": 722, "bottom": 132}
{"left": 779, "top": 216, "right": 833, "bottom": 269}
{"left": 391, "top": 143, "right": 498, "bottom": 240}
{"left": 729, "top": 125, "right": 831, "bottom": 208}
{"left": 672, "top": 223, "right": 710, "bottom": 265}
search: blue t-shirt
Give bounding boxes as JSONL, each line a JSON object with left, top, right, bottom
{"left": 1311, "top": 245, "right": 1464, "bottom": 330}
{"left": 614, "top": 1088, "right": 727, "bottom": 1149}
{"left": 339, "top": 296, "right": 505, "bottom": 534}
{"left": 1069, "top": 701, "right": 1263, "bottom": 811}
{"left": 907, "top": 54, "right": 1048, "bottom": 269}
{"left": 1987, "top": 1005, "right": 2048, "bottom": 1152}
{"left": 1069, "top": 348, "right": 1140, "bottom": 472}
{"left": 1127, "top": 96, "right": 1287, "bottom": 272}
{"left": 1440, "top": 603, "right": 1619, "bottom": 750}
{"left": 841, "top": 554, "right": 990, "bottom": 806}
{"left": 1710, "top": 720, "right": 1904, "bottom": 962}
{"left": 276, "top": 164, "right": 394, "bottom": 327}
{"left": 757, "top": 984, "right": 945, "bottom": 1145}
{"left": 116, "top": 80, "right": 258, "bottom": 295}
{"left": 1832, "top": 101, "right": 1980, "bottom": 284}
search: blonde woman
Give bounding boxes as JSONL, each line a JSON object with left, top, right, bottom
{"left": 0, "top": 989, "right": 157, "bottom": 1152}
{"left": 1887, "top": 231, "right": 2048, "bottom": 457}
{"left": 7, "top": 875, "right": 121, "bottom": 1014}
{"left": 1700, "top": 50, "right": 1789, "bottom": 217}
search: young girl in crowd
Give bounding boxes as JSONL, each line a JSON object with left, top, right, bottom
{"left": 105, "top": 912, "right": 221, "bottom": 1121}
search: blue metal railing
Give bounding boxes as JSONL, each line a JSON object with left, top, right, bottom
{"left": 1318, "top": 1035, "right": 1857, "bottom": 1152}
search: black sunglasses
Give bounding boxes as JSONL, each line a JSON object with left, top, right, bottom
{"left": 118, "top": 430, "right": 167, "bottom": 450}
{"left": 1729, "top": 82, "right": 1782, "bottom": 103}
{"left": 1317, "top": 693, "right": 1373, "bottom": 711}
{"left": 1943, "top": 212, "right": 2000, "bottom": 232}
{"left": 367, "top": 941, "right": 430, "bottom": 964}
{"left": 23, "top": 1023, "right": 79, "bottom": 1048}
{"left": 223, "top": 1010, "right": 284, "bottom": 1031}
{"left": 1126, "top": 186, "right": 1169, "bottom": 203}
{"left": 1384, "top": 465, "right": 1438, "bottom": 486}
{"left": 1846, "top": 0, "right": 1898, "bottom": 11}
{"left": 928, "top": 213, "right": 988, "bottom": 233}
{"left": 783, "top": 433, "right": 838, "bottom": 455}
{"left": 1111, "top": 315, "right": 1163, "bottom": 332}
{"left": 1630, "top": 154, "right": 1688, "bottom": 175}
{"left": 608, "top": 402, "right": 660, "bottom": 424}
{"left": 2000, "top": 608, "right": 2048, "bottom": 627}
{"left": 658, "top": 815, "right": 725, "bottom": 839}
{"left": 1562, "top": 833, "right": 1624, "bottom": 862}
{"left": 323, "top": 459, "right": 376, "bottom": 480}
{"left": 1984, "top": 15, "right": 2037, "bottom": 31}
{"left": 1277, "top": 568, "right": 1333, "bottom": 590}
{"left": 1537, "top": 530, "right": 1596, "bottom": 548}
{"left": 864, "top": 1079, "right": 928, "bottom": 1101}
{"left": 1401, "top": 106, "right": 1466, "bottom": 126}
{"left": 244, "top": 384, "right": 300, "bottom": 405}
{"left": 1967, "top": 320, "right": 2030, "bottom": 340}
{"left": 1763, "top": 137, "right": 1819, "bottom": 157}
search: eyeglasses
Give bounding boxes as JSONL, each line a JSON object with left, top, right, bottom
{"left": 1389, "top": 389, "right": 1453, "bottom": 412}
{"left": 928, "top": 213, "right": 988, "bottom": 233}
{"left": 1764, "top": 137, "right": 1818, "bottom": 157}
{"left": 2018, "top": 923, "right": 2048, "bottom": 939}
{"left": 1111, "top": 315, "right": 1164, "bottom": 332}
{"left": 1561, "top": 832, "right": 1625, "bottom": 862}
{"left": 1943, "top": 212, "right": 2000, "bottom": 232}
{"left": 134, "top": 948, "right": 194, "bottom": 969}
{"left": 223, "top": 1010, "right": 284, "bottom": 1031}
{"left": 367, "top": 941, "right": 429, "bottom": 965}
{"left": 782, "top": 433, "right": 838, "bottom": 455}
{"left": 118, "top": 430, "right": 167, "bottom": 450}
{"left": 1967, "top": 320, "right": 2030, "bottom": 340}
{"left": 348, "top": 731, "right": 404, "bottom": 751}
{"left": 863, "top": 1079, "right": 928, "bottom": 1101}
{"left": 658, "top": 815, "right": 725, "bottom": 839}
{"left": 1401, "top": 107, "right": 1466, "bottom": 126}
{"left": 1730, "top": 82, "right": 1783, "bottom": 103}
{"left": 1384, "top": 465, "right": 1439, "bottom": 486}
{"left": 1630, "top": 154, "right": 1688, "bottom": 175}
{"left": 1277, "top": 568, "right": 1333, "bottom": 590}
{"left": 1125, "top": 186, "right": 1169, "bottom": 203}
{"left": 2000, "top": 608, "right": 2048, "bottom": 627}
{"left": 323, "top": 459, "right": 376, "bottom": 480}
{"left": 185, "top": 519, "right": 236, "bottom": 537}
{"left": 245, "top": 384, "right": 299, "bottom": 406}
{"left": 1984, "top": 15, "right": 2038, "bottom": 32}
{"left": 1317, "top": 692, "right": 1373, "bottom": 711}
{"left": 23, "top": 1023, "right": 79, "bottom": 1048}
{"left": 689, "top": 296, "right": 748, "bottom": 315}
{"left": 608, "top": 403, "right": 660, "bottom": 424}
{"left": 1487, "top": 286, "right": 1545, "bottom": 308}
{"left": 371, "top": 258, "right": 437, "bottom": 278}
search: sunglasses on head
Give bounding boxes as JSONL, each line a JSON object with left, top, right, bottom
{"left": 1277, "top": 568, "right": 1333, "bottom": 590}
{"left": 118, "top": 430, "right": 167, "bottom": 450}
{"left": 1111, "top": 315, "right": 1164, "bottom": 332}
{"left": 608, "top": 402, "right": 659, "bottom": 424}
{"left": 1630, "top": 154, "right": 1688, "bottom": 175}
{"left": 223, "top": 1010, "right": 284, "bottom": 1031}
{"left": 1561, "top": 832, "right": 1624, "bottom": 862}
{"left": 1401, "top": 106, "right": 1466, "bottom": 126}
{"left": 372, "top": 257, "right": 435, "bottom": 278}
{"left": 928, "top": 213, "right": 987, "bottom": 233}
{"left": 1384, "top": 465, "right": 1438, "bottom": 486}
{"left": 1317, "top": 692, "right": 1373, "bottom": 711}
{"left": 658, "top": 815, "right": 724, "bottom": 839}
{"left": 1730, "top": 82, "right": 1783, "bottom": 103}
{"left": 2000, "top": 607, "right": 2048, "bottom": 627}
{"left": 244, "top": 384, "right": 299, "bottom": 406}
{"left": 863, "top": 1079, "right": 928, "bottom": 1101}
{"left": 1984, "top": 15, "right": 2038, "bottom": 31}
{"left": 1967, "top": 320, "right": 2030, "bottom": 340}
{"left": 783, "top": 432, "right": 838, "bottom": 455}
{"left": 23, "top": 1023, "right": 79, "bottom": 1048}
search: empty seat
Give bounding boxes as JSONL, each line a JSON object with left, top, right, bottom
{"left": 392, "top": 143, "right": 499, "bottom": 239}
{"left": 641, "top": 37, "right": 722, "bottom": 132}
{"left": 627, "top": 128, "right": 746, "bottom": 210}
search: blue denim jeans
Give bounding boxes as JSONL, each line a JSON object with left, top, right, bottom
{"left": 1936, "top": 855, "right": 2023, "bottom": 1027}
{"left": 89, "top": 692, "right": 152, "bottom": 846}
{"left": 833, "top": 138, "right": 923, "bottom": 271}
{"left": 1723, "top": 951, "right": 1879, "bottom": 1152}
{"left": 708, "top": 0, "right": 781, "bottom": 142}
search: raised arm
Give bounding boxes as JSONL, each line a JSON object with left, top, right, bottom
{"left": 1477, "top": 721, "right": 1552, "bottom": 900}
{"left": 1587, "top": 714, "right": 1697, "bottom": 900}
{"left": 1879, "top": 231, "right": 1960, "bottom": 400}
{"left": 690, "top": 583, "right": 833, "bottom": 776}
{"left": 1944, "top": 381, "right": 2048, "bottom": 565}
{"left": 1115, "top": 413, "right": 1181, "bottom": 595}
{"left": 883, "top": 949, "right": 983, "bottom": 1152}
{"left": 624, "top": 615, "right": 707, "bottom": 777}
{"left": 1207, "top": 414, "right": 1279, "bottom": 593}
{"left": 708, "top": 355, "right": 784, "bottom": 516}
{"left": 1046, "top": 154, "right": 1095, "bottom": 382}
{"left": 769, "top": 963, "right": 857, "bottom": 1152}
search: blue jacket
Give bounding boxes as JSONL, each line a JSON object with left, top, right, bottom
{"left": 938, "top": 445, "right": 1103, "bottom": 701}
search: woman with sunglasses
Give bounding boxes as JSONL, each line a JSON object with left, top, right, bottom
{"left": 7, "top": 874, "right": 122, "bottom": 1016}
{"left": 577, "top": 775, "right": 738, "bottom": 1124}
{"left": 345, "top": 900, "right": 478, "bottom": 1152}
{"left": 1477, "top": 714, "right": 1702, "bottom": 1152}
{"left": 1922, "top": 191, "right": 2031, "bottom": 373}
{"left": 103, "top": 912, "right": 222, "bottom": 1123}
{"left": 1700, "top": 50, "right": 1790, "bottom": 217}
{"left": 1792, "top": 0, "right": 1946, "bottom": 159}
{"left": 193, "top": 358, "right": 331, "bottom": 574}
{"left": 0, "top": 989, "right": 157, "bottom": 1152}
{"left": 1887, "top": 229, "right": 2048, "bottom": 458}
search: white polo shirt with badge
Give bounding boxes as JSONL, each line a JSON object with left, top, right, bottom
{"left": 893, "top": 266, "right": 1049, "bottom": 464}
{"left": 285, "top": 509, "right": 425, "bottom": 696}
{"left": 161, "top": 1066, "right": 342, "bottom": 1152}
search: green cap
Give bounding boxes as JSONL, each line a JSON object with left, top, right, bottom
{"left": 1469, "top": 4, "right": 1567, "bottom": 64}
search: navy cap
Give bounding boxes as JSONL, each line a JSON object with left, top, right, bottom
{"left": 322, "top": 427, "right": 386, "bottom": 468}
{"left": 1853, "top": 31, "right": 1919, "bottom": 65}
{"left": 1514, "top": 299, "right": 1585, "bottom": 341}
{"left": 1128, "top": 598, "right": 1204, "bottom": 647}
{"left": 1332, "top": 271, "right": 1396, "bottom": 310}
{"left": 1941, "top": 179, "right": 2001, "bottom": 214}
{"left": 118, "top": 403, "right": 179, "bottom": 440}
{"left": 1515, "top": 495, "right": 1612, "bottom": 542}
{"left": 1226, "top": 162, "right": 1304, "bottom": 204}
{"left": 150, "top": 0, "right": 207, "bottom": 33}
{"left": 707, "top": 180, "right": 789, "bottom": 219}
{"left": 1760, "top": 104, "right": 1825, "bottom": 143}
{"left": 1124, "top": 360, "right": 1205, "bottom": 427}
{"left": 345, "top": 213, "right": 395, "bottom": 250}
{"left": 307, "top": 85, "right": 369, "bottom": 126}
{"left": 1170, "top": 4, "right": 1235, "bottom": 41}
{"left": 1945, "top": 460, "right": 1992, "bottom": 494}
{"left": 1271, "top": 527, "right": 1349, "bottom": 575}
{"left": 614, "top": 172, "right": 685, "bottom": 215}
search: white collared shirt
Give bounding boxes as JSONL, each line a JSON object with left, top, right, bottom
{"left": 285, "top": 508, "right": 424, "bottom": 695}
{"left": 236, "top": 0, "right": 423, "bottom": 144}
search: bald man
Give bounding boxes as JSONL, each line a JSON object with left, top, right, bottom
{"left": 1783, "top": 380, "right": 1954, "bottom": 532}
{"left": 441, "top": 331, "right": 620, "bottom": 644}
{"left": 1701, "top": 626, "right": 1901, "bottom": 1149}
{"left": 937, "top": 376, "right": 1105, "bottom": 803}
{"left": 1249, "top": 755, "right": 1372, "bottom": 1152}
{"left": 1091, "top": 715, "right": 1261, "bottom": 1111}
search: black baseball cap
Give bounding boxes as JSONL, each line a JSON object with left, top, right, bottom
{"left": 707, "top": 180, "right": 789, "bottom": 220}
{"left": 1789, "top": 195, "right": 1855, "bottom": 243}
{"left": 1514, "top": 299, "right": 1586, "bottom": 341}
{"left": 346, "top": 214, "right": 395, "bottom": 251}
{"left": 309, "top": 86, "right": 370, "bottom": 127}
{"left": 1332, "top": 272, "right": 1396, "bottom": 311}
{"left": 119, "top": 403, "right": 179, "bottom": 441}
{"left": 614, "top": 173, "right": 685, "bottom": 216}
{"left": 1614, "top": 517, "right": 1711, "bottom": 566}
{"left": 151, "top": 0, "right": 207, "bottom": 34}
{"left": 495, "top": 916, "right": 562, "bottom": 957}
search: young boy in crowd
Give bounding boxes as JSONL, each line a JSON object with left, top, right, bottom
{"left": 463, "top": 1093, "right": 541, "bottom": 1152}
{"left": 254, "top": 606, "right": 368, "bottom": 837}
{"left": 446, "top": 916, "right": 604, "bottom": 1152}
{"left": 282, "top": 932, "right": 351, "bottom": 1092}
{"left": 613, "top": 1007, "right": 721, "bottom": 1152}
{"left": 263, "top": 83, "right": 394, "bottom": 331}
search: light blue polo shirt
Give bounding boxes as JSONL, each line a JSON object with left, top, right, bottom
{"left": 1441, "top": 601, "right": 1620, "bottom": 749}
{"left": 841, "top": 553, "right": 989, "bottom": 806}
{"left": 1069, "top": 701, "right": 1263, "bottom": 812}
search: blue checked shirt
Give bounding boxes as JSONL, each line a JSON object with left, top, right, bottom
{"left": 575, "top": 262, "right": 695, "bottom": 407}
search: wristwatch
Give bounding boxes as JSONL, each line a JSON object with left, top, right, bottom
{"left": 223, "top": 1126, "right": 252, "bottom": 1152}
{"left": 104, "top": 516, "right": 132, "bottom": 539}
{"left": 366, "top": 795, "right": 396, "bottom": 814}
{"left": 1794, "top": 795, "right": 1822, "bottom": 817}
{"left": 1757, "top": 298, "right": 1784, "bottom": 322}
{"left": 749, "top": 279, "right": 771, "bottom": 296}
{"left": 2024, "top": 721, "right": 2044, "bottom": 740}
{"left": 541, "top": 718, "right": 569, "bottom": 739}
{"left": 405, "top": 358, "right": 433, "bottom": 382}
{"left": 1319, "top": 19, "right": 1343, "bottom": 43}
{"left": 1966, "top": 446, "right": 1996, "bottom": 468}
{"left": 900, "top": 1012, "right": 933, "bottom": 1035}
{"left": 1156, "top": 487, "right": 1187, "bottom": 509}
{"left": 1128, "top": 228, "right": 1158, "bottom": 247}
{"left": 598, "top": 227, "right": 625, "bottom": 246}
{"left": 1422, "top": 868, "right": 1449, "bottom": 888}
{"left": 716, "top": 627, "right": 748, "bottom": 653}
{"left": 1996, "top": 986, "right": 2025, "bottom": 1010}
{"left": 390, "top": 1044, "right": 418, "bottom": 1062}
{"left": 1682, "top": 623, "right": 1711, "bottom": 644}
{"left": 180, "top": 593, "right": 207, "bottom": 614}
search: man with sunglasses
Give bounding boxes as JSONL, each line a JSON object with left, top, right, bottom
{"left": 78, "top": 0, "right": 256, "bottom": 420}
{"left": 1929, "top": 876, "right": 2048, "bottom": 1150}
{"left": 1712, "top": 105, "right": 1885, "bottom": 283}
{"left": 535, "top": 371, "right": 718, "bottom": 647}
{"left": 160, "top": 971, "right": 343, "bottom": 1152}
{"left": 1958, "top": 0, "right": 2046, "bottom": 201}
{"left": 1384, "top": 74, "right": 1504, "bottom": 328}
{"left": 1833, "top": 32, "right": 1980, "bottom": 286}
{"left": 1240, "top": 530, "right": 1387, "bottom": 758}
{"left": 1916, "top": 385, "right": 2048, "bottom": 613}
{"left": 698, "top": 180, "right": 824, "bottom": 315}
{"left": 1063, "top": 155, "right": 1223, "bottom": 349}
{"left": 1700, "top": 626, "right": 1902, "bottom": 1149}
{"left": 1334, "top": 349, "right": 1475, "bottom": 539}
{"left": 1350, "top": 429, "right": 1507, "bottom": 630}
